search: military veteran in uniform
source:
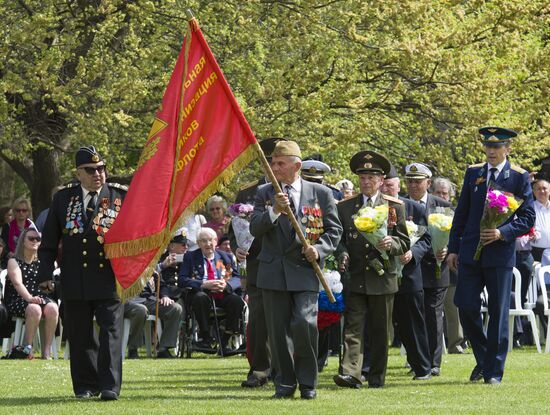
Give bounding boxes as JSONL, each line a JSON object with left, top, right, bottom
{"left": 301, "top": 157, "right": 344, "bottom": 201}
{"left": 447, "top": 127, "right": 535, "bottom": 385}
{"left": 250, "top": 140, "right": 342, "bottom": 399}
{"left": 334, "top": 151, "right": 409, "bottom": 389}
{"left": 38, "top": 146, "right": 127, "bottom": 400}
{"left": 404, "top": 162, "right": 452, "bottom": 377}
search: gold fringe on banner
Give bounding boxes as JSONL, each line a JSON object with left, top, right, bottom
{"left": 115, "top": 145, "right": 257, "bottom": 302}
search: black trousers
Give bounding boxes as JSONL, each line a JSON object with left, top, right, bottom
{"left": 245, "top": 284, "right": 270, "bottom": 380}
{"left": 64, "top": 298, "right": 123, "bottom": 396}
{"left": 393, "top": 290, "right": 431, "bottom": 376}
{"left": 191, "top": 291, "right": 244, "bottom": 334}
{"left": 423, "top": 287, "right": 447, "bottom": 369}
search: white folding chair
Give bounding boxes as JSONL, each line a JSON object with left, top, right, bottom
{"left": 536, "top": 264, "right": 550, "bottom": 353}
{"left": 509, "top": 267, "right": 541, "bottom": 353}
{"left": 480, "top": 287, "right": 490, "bottom": 334}
{"left": 144, "top": 315, "right": 163, "bottom": 357}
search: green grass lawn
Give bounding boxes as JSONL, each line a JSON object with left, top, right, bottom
{"left": 1, "top": 347, "right": 549, "bottom": 414}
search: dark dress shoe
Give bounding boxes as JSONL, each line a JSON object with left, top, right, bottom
{"left": 333, "top": 374, "right": 362, "bottom": 389}
{"left": 100, "top": 390, "right": 119, "bottom": 401}
{"left": 157, "top": 349, "right": 174, "bottom": 358}
{"left": 241, "top": 377, "right": 268, "bottom": 388}
{"left": 300, "top": 389, "right": 317, "bottom": 400}
{"left": 75, "top": 390, "right": 99, "bottom": 399}
{"left": 469, "top": 366, "right": 484, "bottom": 382}
{"left": 431, "top": 367, "right": 441, "bottom": 376}
{"left": 272, "top": 391, "right": 295, "bottom": 399}
{"left": 484, "top": 377, "right": 501, "bottom": 385}
{"left": 127, "top": 348, "right": 139, "bottom": 359}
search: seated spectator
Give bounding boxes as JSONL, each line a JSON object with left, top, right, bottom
{"left": 1, "top": 197, "right": 33, "bottom": 255}
{"left": 4, "top": 227, "right": 58, "bottom": 359}
{"left": 157, "top": 228, "right": 189, "bottom": 299}
{"left": 532, "top": 179, "right": 550, "bottom": 262}
{"left": 183, "top": 214, "right": 207, "bottom": 252}
{"left": 124, "top": 272, "right": 183, "bottom": 359}
{"left": 0, "top": 206, "right": 13, "bottom": 231}
{"left": 204, "top": 195, "right": 230, "bottom": 239}
{"left": 178, "top": 227, "right": 244, "bottom": 353}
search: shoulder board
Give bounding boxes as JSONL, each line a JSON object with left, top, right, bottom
{"left": 108, "top": 182, "right": 129, "bottom": 191}
{"left": 510, "top": 164, "right": 526, "bottom": 174}
{"left": 57, "top": 182, "right": 79, "bottom": 191}
{"left": 468, "top": 162, "right": 485, "bottom": 169}
{"left": 239, "top": 180, "right": 259, "bottom": 191}
{"left": 382, "top": 194, "right": 403, "bottom": 205}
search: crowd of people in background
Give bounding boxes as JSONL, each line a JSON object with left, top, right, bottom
{"left": 0, "top": 132, "right": 549, "bottom": 400}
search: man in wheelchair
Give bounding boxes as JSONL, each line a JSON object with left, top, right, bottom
{"left": 178, "top": 227, "right": 244, "bottom": 354}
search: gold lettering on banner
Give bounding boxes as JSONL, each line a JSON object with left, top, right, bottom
{"left": 182, "top": 72, "right": 218, "bottom": 121}
{"left": 179, "top": 119, "right": 199, "bottom": 147}
{"left": 184, "top": 56, "right": 206, "bottom": 89}
{"left": 176, "top": 136, "right": 206, "bottom": 172}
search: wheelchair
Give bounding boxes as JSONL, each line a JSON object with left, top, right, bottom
{"left": 178, "top": 288, "right": 247, "bottom": 358}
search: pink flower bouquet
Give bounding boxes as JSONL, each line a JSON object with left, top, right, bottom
{"left": 473, "top": 187, "right": 523, "bottom": 261}
{"left": 228, "top": 203, "right": 255, "bottom": 276}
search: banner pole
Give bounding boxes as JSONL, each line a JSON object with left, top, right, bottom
{"left": 153, "top": 272, "right": 161, "bottom": 357}
{"left": 252, "top": 142, "right": 336, "bottom": 303}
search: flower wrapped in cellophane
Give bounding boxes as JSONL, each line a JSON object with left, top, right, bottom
{"left": 227, "top": 203, "right": 255, "bottom": 276}
{"left": 317, "top": 255, "right": 345, "bottom": 330}
{"left": 353, "top": 204, "right": 389, "bottom": 269}
{"left": 473, "top": 185, "right": 523, "bottom": 261}
{"left": 395, "top": 220, "right": 427, "bottom": 280}
{"left": 428, "top": 207, "right": 454, "bottom": 278}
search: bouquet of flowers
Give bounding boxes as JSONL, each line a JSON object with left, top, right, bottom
{"left": 317, "top": 255, "right": 345, "bottom": 330}
{"left": 473, "top": 186, "right": 522, "bottom": 260}
{"left": 394, "top": 220, "right": 427, "bottom": 280}
{"left": 428, "top": 207, "right": 454, "bottom": 278}
{"left": 353, "top": 204, "right": 389, "bottom": 271}
{"left": 227, "top": 203, "right": 255, "bottom": 276}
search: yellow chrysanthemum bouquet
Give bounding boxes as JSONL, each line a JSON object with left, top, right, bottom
{"left": 428, "top": 207, "right": 454, "bottom": 278}
{"left": 353, "top": 204, "right": 389, "bottom": 263}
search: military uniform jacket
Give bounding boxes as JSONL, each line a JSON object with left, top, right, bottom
{"left": 337, "top": 193, "right": 410, "bottom": 295}
{"left": 38, "top": 182, "right": 126, "bottom": 301}
{"left": 178, "top": 248, "right": 239, "bottom": 294}
{"left": 399, "top": 197, "right": 432, "bottom": 294}
{"left": 406, "top": 194, "right": 453, "bottom": 288}
{"left": 448, "top": 160, "right": 535, "bottom": 268}
{"left": 250, "top": 179, "right": 343, "bottom": 292}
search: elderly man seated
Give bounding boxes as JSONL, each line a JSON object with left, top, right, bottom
{"left": 123, "top": 271, "right": 183, "bottom": 359}
{"left": 178, "top": 227, "right": 243, "bottom": 353}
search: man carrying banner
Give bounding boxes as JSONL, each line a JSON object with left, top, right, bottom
{"left": 39, "top": 146, "right": 126, "bottom": 400}
{"left": 250, "top": 140, "right": 342, "bottom": 400}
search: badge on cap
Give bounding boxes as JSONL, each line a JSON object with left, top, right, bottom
{"left": 92, "top": 154, "right": 99, "bottom": 162}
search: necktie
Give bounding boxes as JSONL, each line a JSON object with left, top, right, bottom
{"left": 285, "top": 185, "right": 297, "bottom": 216}
{"left": 206, "top": 258, "right": 223, "bottom": 299}
{"left": 86, "top": 191, "right": 97, "bottom": 215}
{"left": 489, "top": 167, "right": 498, "bottom": 184}
{"left": 365, "top": 197, "right": 373, "bottom": 208}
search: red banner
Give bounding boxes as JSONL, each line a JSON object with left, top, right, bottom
{"left": 104, "top": 18, "right": 258, "bottom": 299}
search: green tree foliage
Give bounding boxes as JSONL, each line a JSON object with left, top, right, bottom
{"left": 1, "top": 0, "right": 548, "bottom": 212}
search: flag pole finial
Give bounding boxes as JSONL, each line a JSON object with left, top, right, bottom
{"left": 185, "top": 8, "right": 195, "bottom": 21}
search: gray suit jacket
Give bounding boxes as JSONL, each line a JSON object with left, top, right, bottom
{"left": 250, "top": 179, "right": 343, "bottom": 292}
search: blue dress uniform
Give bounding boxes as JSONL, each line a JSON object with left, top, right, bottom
{"left": 448, "top": 127, "right": 535, "bottom": 383}
{"left": 38, "top": 146, "right": 126, "bottom": 399}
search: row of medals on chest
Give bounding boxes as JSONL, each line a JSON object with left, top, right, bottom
{"left": 65, "top": 195, "right": 121, "bottom": 243}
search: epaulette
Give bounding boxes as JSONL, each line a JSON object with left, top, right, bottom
{"left": 382, "top": 194, "right": 403, "bottom": 205}
{"left": 468, "top": 162, "right": 484, "bottom": 169}
{"left": 58, "top": 182, "right": 79, "bottom": 191}
{"left": 510, "top": 164, "right": 526, "bottom": 174}
{"left": 108, "top": 182, "right": 129, "bottom": 191}
{"left": 239, "top": 180, "right": 259, "bottom": 191}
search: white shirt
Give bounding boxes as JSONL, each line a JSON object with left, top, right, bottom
{"left": 533, "top": 199, "right": 550, "bottom": 249}
{"left": 411, "top": 192, "right": 428, "bottom": 205}
{"left": 269, "top": 178, "right": 302, "bottom": 222}
{"left": 487, "top": 159, "right": 507, "bottom": 182}
{"left": 82, "top": 185, "right": 102, "bottom": 210}
{"left": 362, "top": 191, "right": 380, "bottom": 207}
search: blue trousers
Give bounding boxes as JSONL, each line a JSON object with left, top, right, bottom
{"left": 454, "top": 262, "right": 512, "bottom": 382}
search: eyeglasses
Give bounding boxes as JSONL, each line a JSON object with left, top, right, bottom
{"left": 79, "top": 165, "right": 106, "bottom": 175}
{"left": 27, "top": 236, "right": 42, "bottom": 242}
{"left": 15, "top": 209, "right": 28, "bottom": 213}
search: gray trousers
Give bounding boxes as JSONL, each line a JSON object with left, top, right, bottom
{"left": 124, "top": 300, "right": 183, "bottom": 349}
{"left": 444, "top": 285, "right": 464, "bottom": 352}
{"left": 262, "top": 289, "right": 318, "bottom": 392}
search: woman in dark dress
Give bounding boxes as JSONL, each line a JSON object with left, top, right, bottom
{"left": 4, "top": 227, "right": 58, "bottom": 359}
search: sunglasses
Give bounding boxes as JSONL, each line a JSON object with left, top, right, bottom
{"left": 15, "top": 209, "right": 28, "bottom": 213}
{"left": 27, "top": 236, "right": 42, "bottom": 242}
{"left": 79, "top": 165, "right": 106, "bottom": 175}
